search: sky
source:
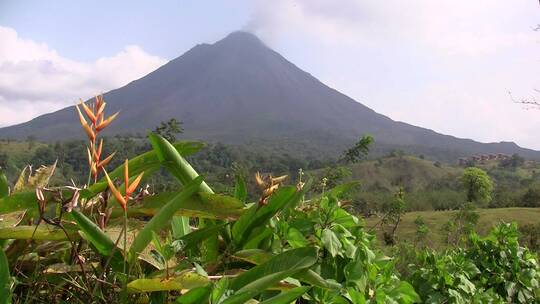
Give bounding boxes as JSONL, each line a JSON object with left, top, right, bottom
{"left": 0, "top": 0, "right": 539, "bottom": 148}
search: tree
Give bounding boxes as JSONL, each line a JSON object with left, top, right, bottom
{"left": 522, "top": 185, "right": 540, "bottom": 207}
{"left": 381, "top": 187, "right": 406, "bottom": 245}
{"left": 153, "top": 118, "right": 184, "bottom": 142}
{"left": 499, "top": 153, "right": 524, "bottom": 169}
{"left": 341, "top": 134, "right": 373, "bottom": 163}
{"left": 460, "top": 167, "right": 493, "bottom": 204}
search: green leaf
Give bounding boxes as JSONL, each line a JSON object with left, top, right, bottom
{"left": 171, "top": 216, "right": 191, "bottom": 239}
{"left": 175, "top": 285, "right": 212, "bottom": 304}
{"left": 258, "top": 286, "right": 311, "bottom": 304}
{"left": 82, "top": 141, "right": 204, "bottom": 198}
{"left": 128, "top": 176, "right": 203, "bottom": 262}
{"left": 0, "top": 225, "right": 78, "bottom": 241}
{"left": 321, "top": 228, "right": 342, "bottom": 258}
{"left": 233, "top": 249, "right": 341, "bottom": 290}
{"left": 0, "top": 246, "right": 11, "bottom": 304}
{"left": 286, "top": 227, "right": 308, "bottom": 248}
{"left": 148, "top": 133, "right": 219, "bottom": 263}
{"left": 176, "top": 223, "right": 227, "bottom": 251}
{"left": 71, "top": 210, "right": 118, "bottom": 256}
{"left": 230, "top": 247, "right": 318, "bottom": 293}
{"left": 0, "top": 170, "right": 8, "bottom": 199}
{"left": 127, "top": 272, "right": 209, "bottom": 293}
{"left": 149, "top": 133, "right": 213, "bottom": 194}
{"left": 232, "top": 186, "right": 298, "bottom": 247}
{"left": 109, "top": 191, "right": 245, "bottom": 220}
{"left": 0, "top": 190, "right": 39, "bottom": 216}
{"left": 387, "top": 281, "right": 421, "bottom": 303}
{"left": 234, "top": 175, "right": 248, "bottom": 202}
{"left": 70, "top": 211, "right": 124, "bottom": 270}
{"left": 219, "top": 290, "right": 259, "bottom": 304}
{"left": 323, "top": 182, "right": 360, "bottom": 199}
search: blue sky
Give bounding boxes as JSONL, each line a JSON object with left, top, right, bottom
{"left": 1, "top": 0, "right": 539, "bottom": 149}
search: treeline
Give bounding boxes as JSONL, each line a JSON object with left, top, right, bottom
{"left": 2, "top": 137, "right": 540, "bottom": 212}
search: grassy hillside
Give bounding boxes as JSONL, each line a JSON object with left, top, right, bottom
{"left": 349, "top": 155, "right": 462, "bottom": 192}
{"left": 365, "top": 207, "right": 540, "bottom": 248}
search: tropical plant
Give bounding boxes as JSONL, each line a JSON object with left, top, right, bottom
{"left": 409, "top": 223, "right": 540, "bottom": 303}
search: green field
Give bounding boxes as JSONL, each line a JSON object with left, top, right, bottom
{"left": 365, "top": 207, "right": 540, "bottom": 248}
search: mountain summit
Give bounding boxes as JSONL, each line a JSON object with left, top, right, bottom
{"left": 1, "top": 31, "right": 539, "bottom": 161}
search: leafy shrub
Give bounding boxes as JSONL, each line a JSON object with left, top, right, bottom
{"left": 409, "top": 223, "right": 540, "bottom": 303}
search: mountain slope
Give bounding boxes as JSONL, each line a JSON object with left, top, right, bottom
{"left": 1, "top": 31, "right": 539, "bottom": 161}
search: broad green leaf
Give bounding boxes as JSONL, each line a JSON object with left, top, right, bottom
{"left": 0, "top": 225, "right": 77, "bottom": 241}
{"left": 0, "top": 190, "right": 39, "bottom": 216}
{"left": 258, "top": 286, "right": 311, "bottom": 304}
{"left": 0, "top": 246, "right": 11, "bottom": 304}
{"left": 171, "top": 216, "right": 191, "bottom": 239}
{"left": 176, "top": 223, "right": 227, "bottom": 251}
{"left": 233, "top": 249, "right": 273, "bottom": 265}
{"left": 128, "top": 176, "right": 203, "bottom": 262}
{"left": 81, "top": 141, "right": 204, "bottom": 198}
{"left": 149, "top": 133, "right": 213, "bottom": 194}
{"left": 230, "top": 247, "right": 318, "bottom": 293}
{"left": 127, "top": 271, "right": 209, "bottom": 293}
{"left": 321, "top": 228, "right": 342, "bottom": 258}
{"left": 242, "top": 227, "right": 272, "bottom": 249}
{"left": 386, "top": 281, "right": 421, "bottom": 302}
{"left": 175, "top": 285, "right": 212, "bottom": 304}
{"left": 71, "top": 209, "right": 118, "bottom": 257}
{"left": 149, "top": 133, "right": 219, "bottom": 263}
{"left": 232, "top": 186, "right": 298, "bottom": 247}
{"left": 233, "top": 249, "right": 340, "bottom": 290}
{"left": 219, "top": 290, "right": 259, "bottom": 304}
{"left": 286, "top": 227, "right": 308, "bottom": 248}
{"left": 321, "top": 182, "right": 360, "bottom": 199}
{"left": 0, "top": 170, "right": 8, "bottom": 199}
{"left": 234, "top": 175, "right": 248, "bottom": 202}
{"left": 109, "top": 191, "right": 245, "bottom": 220}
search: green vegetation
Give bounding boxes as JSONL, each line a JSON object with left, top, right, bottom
{"left": 366, "top": 207, "right": 540, "bottom": 249}
{"left": 1, "top": 97, "right": 540, "bottom": 302}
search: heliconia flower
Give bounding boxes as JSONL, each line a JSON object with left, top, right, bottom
{"left": 86, "top": 147, "right": 93, "bottom": 167}
{"left": 124, "top": 159, "right": 129, "bottom": 192}
{"left": 93, "top": 139, "right": 104, "bottom": 162}
{"left": 271, "top": 175, "right": 288, "bottom": 184}
{"left": 255, "top": 172, "right": 266, "bottom": 189}
{"left": 82, "top": 123, "right": 96, "bottom": 142}
{"left": 103, "top": 161, "right": 144, "bottom": 211}
{"left": 75, "top": 94, "right": 119, "bottom": 184}
{"left": 80, "top": 101, "right": 97, "bottom": 124}
{"left": 97, "top": 152, "right": 115, "bottom": 169}
{"left": 126, "top": 173, "right": 144, "bottom": 197}
{"left": 104, "top": 170, "right": 127, "bottom": 210}
{"left": 96, "top": 112, "right": 119, "bottom": 132}
{"left": 255, "top": 172, "right": 288, "bottom": 205}
{"left": 96, "top": 102, "right": 106, "bottom": 121}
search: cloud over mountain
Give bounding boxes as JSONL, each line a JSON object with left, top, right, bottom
{"left": 0, "top": 26, "right": 167, "bottom": 127}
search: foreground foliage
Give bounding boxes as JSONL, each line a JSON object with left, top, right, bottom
{"left": 0, "top": 117, "right": 539, "bottom": 303}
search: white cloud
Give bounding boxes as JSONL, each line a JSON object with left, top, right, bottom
{"left": 246, "top": 0, "right": 540, "bottom": 149}
{"left": 0, "top": 26, "right": 167, "bottom": 127}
